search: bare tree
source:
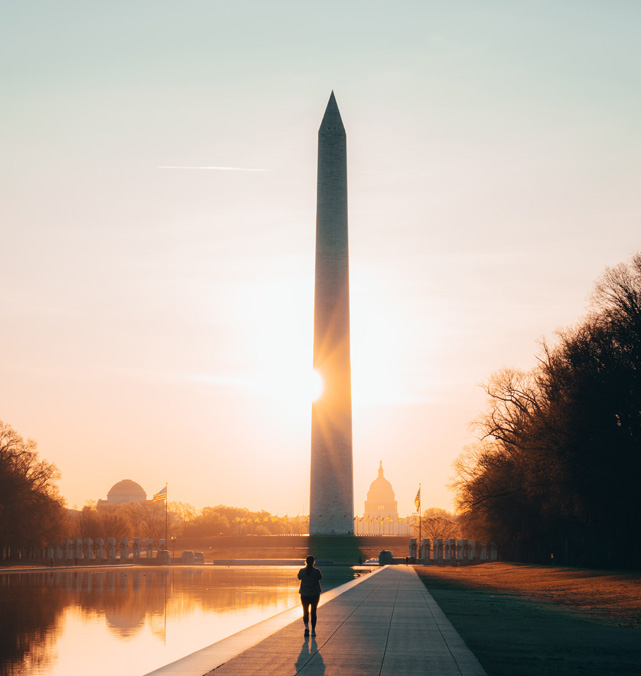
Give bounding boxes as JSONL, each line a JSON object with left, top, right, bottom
{"left": 452, "top": 253, "right": 641, "bottom": 567}
{"left": 0, "top": 420, "right": 65, "bottom": 555}
{"left": 413, "top": 507, "right": 460, "bottom": 541}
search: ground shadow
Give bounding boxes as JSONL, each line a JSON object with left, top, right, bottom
{"left": 295, "top": 637, "right": 324, "bottom": 674}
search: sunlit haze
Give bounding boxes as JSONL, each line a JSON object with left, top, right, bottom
{"left": 310, "top": 371, "right": 324, "bottom": 403}
{"left": 2, "top": 1, "right": 640, "bottom": 516}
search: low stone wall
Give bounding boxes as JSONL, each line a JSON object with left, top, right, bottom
{"left": 22, "top": 535, "right": 493, "bottom": 567}
{"left": 14, "top": 537, "right": 166, "bottom": 565}
{"left": 409, "top": 538, "right": 498, "bottom": 564}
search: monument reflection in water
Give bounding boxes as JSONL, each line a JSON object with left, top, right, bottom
{"left": 0, "top": 566, "right": 358, "bottom": 676}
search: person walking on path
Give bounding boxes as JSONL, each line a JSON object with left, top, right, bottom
{"left": 298, "top": 555, "right": 323, "bottom": 638}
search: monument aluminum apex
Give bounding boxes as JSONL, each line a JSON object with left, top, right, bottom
{"left": 309, "top": 92, "right": 354, "bottom": 536}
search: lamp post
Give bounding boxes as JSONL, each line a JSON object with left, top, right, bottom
{"left": 171, "top": 536, "right": 176, "bottom": 558}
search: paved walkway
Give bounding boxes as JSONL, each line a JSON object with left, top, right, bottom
{"left": 148, "top": 566, "right": 486, "bottom": 676}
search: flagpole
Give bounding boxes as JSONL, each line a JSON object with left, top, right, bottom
{"left": 418, "top": 483, "right": 422, "bottom": 557}
{"left": 165, "top": 483, "right": 168, "bottom": 551}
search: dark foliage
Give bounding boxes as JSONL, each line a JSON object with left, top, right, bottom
{"left": 454, "top": 254, "right": 641, "bottom": 567}
{"left": 0, "top": 421, "right": 66, "bottom": 557}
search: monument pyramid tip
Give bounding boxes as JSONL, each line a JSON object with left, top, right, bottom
{"left": 321, "top": 91, "right": 343, "bottom": 126}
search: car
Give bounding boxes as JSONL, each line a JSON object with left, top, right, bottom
{"left": 181, "top": 550, "right": 195, "bottom": 564}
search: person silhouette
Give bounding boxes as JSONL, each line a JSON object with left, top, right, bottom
{"left": 297, "top": 555, "right": 323, "bottom": 637}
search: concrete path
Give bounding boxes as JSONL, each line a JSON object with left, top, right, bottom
{"left": 148, "top": 566, "right": 486, "bottom": 676}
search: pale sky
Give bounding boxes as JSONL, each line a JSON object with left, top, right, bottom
{"left": 2, "top": 1, "right": 640, "bottom": 516}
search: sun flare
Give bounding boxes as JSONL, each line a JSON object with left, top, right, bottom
{"left": 310, "top": 369, "right": 323, "bottom": 402}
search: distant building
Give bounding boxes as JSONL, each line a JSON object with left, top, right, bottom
{"left": 98, "top": 479, "right": 147, "bottom": 506}
{"left": 355, "top": 462, "right": 414, "bottom": 536}
{"left": 365, "top": 461, "right": 398, "bottom": 520}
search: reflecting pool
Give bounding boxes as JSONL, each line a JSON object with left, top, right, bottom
{"left": 0, "top": 566, "right": 360, "bottom": 676}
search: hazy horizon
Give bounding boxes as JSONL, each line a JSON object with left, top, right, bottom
{"left": 2, "top": 1, "right": 640, "bottom": 516}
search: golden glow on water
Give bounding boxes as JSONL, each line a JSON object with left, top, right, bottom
{"left": 0, "top": 566, "right": 357, "bottom": 676}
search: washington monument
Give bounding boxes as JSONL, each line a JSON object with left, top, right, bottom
{"left": 309, "top": 92, "right": 354, "bottom": 536}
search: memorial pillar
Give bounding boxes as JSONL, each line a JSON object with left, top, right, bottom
{"left": 120, "top": 538, "right": 129, "bottom": 563}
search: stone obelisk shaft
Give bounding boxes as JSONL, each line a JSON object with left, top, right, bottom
{"left": 310, "top": 92, "right": 354, "bottom": 535}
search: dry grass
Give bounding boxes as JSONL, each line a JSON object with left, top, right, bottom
{"left": 416, "top": 563, "right": 641, "bottom": 676}
{"left": 418, "top": 562, "right": 641, "bottom": 627}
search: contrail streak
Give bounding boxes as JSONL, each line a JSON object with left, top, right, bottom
{"left": 157, "top": 165, "right": 265, "bottom": 172}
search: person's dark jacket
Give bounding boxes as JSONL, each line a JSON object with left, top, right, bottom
{"left": 297, "top": 566, "right": 323, "bottom": 595}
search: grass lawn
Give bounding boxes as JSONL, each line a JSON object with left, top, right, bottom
{"left": 416, "top": 563, "right": 641, "bottom": 676}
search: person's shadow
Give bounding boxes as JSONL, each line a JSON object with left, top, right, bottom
{"left": 295, "top": 637, "right": 325, "bottom": 674}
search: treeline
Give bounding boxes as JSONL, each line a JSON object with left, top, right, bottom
{"left": 454, "top": 254, "right": 641, "bottom": 568}
{"left": 0, "top": 420, "right": 307, "bottom": 560}
{"left": 0, "top": 421, "right": 67, "bottom": 557}
{"left": 71, "top": 501, "right": 168, "bottom": 542}
{"left": 178, "top": 505, "right": 308, "bottom": 536}
{"left": 70, "top": 502, "right": 308, "bottom": 541}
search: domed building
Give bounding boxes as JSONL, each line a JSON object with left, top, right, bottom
{"left": 100, "top": 479, "right": 147, "bottom": 505}
{"left": 364, "top": 461, "right": 398, "bottom": 520}
{"left": 356, "top": 462, "right": 413, "bottom": 536}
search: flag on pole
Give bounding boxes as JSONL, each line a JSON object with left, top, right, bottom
{"left": 149, "top": 486, "right": 167, "bottom": 504}
{"left": 414, "top": 486, "right": 421, "bottom": 512}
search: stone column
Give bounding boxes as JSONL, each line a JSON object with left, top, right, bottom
{"left": 74, "top": 539, "right": 83, "bottom": 562}
{"left": 444, "top": 539, "right": 456, "bottom": 562}
{"left": 94, "top": 538, "right": 104, "bottom": 563}
{"left": 120, "top": 538, "right": 129, "bottom": 563}
{"left": 107, "top": 538, "right": 116, "bottom": 563}
{"left": 133, "top": 538, "right": 141, "bottom": 560}
{"left": 66, "top": 539, "right": 74, "bottom": 562}
{"left": 421, "top": 539, "right": 431, "bottom": 563}
{"left": 409, "top": 538, "right": 417, "bottom": 560}
{"left": 467, "top": 540, "right": 476, "bottom": 561}
{"left": 433, "top": 539, "right": 443, "bottom": 563}
{"left": 146, "top": 539, "right": 154, "bottom": 558}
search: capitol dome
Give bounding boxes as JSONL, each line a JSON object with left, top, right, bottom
{"left": 364, "top": 462, "right": 398, "bottom": 518}
{"left": 106, "top": 479, "right": 147, "bottom": 504}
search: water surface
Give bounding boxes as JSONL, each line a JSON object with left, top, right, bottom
{"left": 0, "top": 565, "right": 359, "bottom": 676}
